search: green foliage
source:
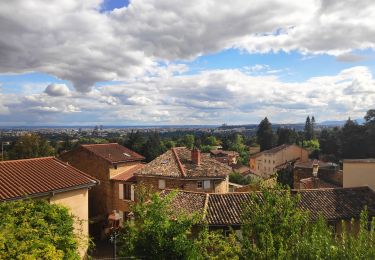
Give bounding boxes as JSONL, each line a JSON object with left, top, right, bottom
{"left": 241, "top": 185, "right": 375, "bottom": 259}
{"left": 276, "top": 127, "right": 297, "bottom": 146}
{"left": 194, "top": 229, "right": 241, "bottom": 260}
{"left": 124, "top": 130, "right": 147, "bottom": 154}
{"left": 182, "top": 134, "right": 195, "bottom": 149}
{"left": 229, "top": 172, "right": 251, "bottom": 185}
{"left": 204, "top": 136, "right": 219, "bottom": 146}
{"left": 241, "top": 185, "right": 309, "bottom": 259}
{"left": 302, "top": 138, "right": 320, "bottom": 151}
{"left": 0, "top": 199, "right": 80, "bottom": 259}
{"left": 9, "top": 133, "right": 55, "bottom": 159}
{"left": 78, "top": 137, "right": 108, "bottom": 144}
{"left": 257, "top": 117, "right": 274, "bottom": 151}
{"left": 200, "top": 145, "right": 215, "bottom": 153}
{"left": 118, "top": 190, "right": 200, "bottom": 259}
{"left": 142, "top": 132, "right": 166, "bottom": 162}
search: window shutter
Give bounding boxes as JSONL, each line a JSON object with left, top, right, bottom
{"left": 119, "top": 183, "right": 124, "bottom": 200}
{"left": 130, "top": 184, "right": 135, "bottom": 201}
{"left": 204, "top": 180, "right": 211, "bottom": 189}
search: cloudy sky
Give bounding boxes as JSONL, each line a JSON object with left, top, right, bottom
{"left": 0, "top": 0, "right": 374, "bottom": 126}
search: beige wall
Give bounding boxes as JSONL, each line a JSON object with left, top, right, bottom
{"left": 343, "top": 162, "right": 375, "bottom": 190}
{"left": 50, "top": 188, "right": 89, "bottom": 258}
{"left": 135, "top": 175, "right": 228, "bottom": 193}
{"left": 109, "top": 162, "right": 141, "bottom": 179}
{"left": 251, "top": 145, "right": 308, "bottom": 178}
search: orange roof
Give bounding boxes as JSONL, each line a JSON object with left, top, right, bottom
{"left": 81, "top": 143, "right": 145, "bottom": 164}
{"left": 111, "top": 164, "right": 145, "bottom": 182}
{"left": 0, "top": 157, "right": 98, "bottom": 201}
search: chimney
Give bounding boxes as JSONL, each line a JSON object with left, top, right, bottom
{"left": 312, "top": 160, "right": 319, "bottom": 177}
{"left": 191, "top": 148, "right": 201, "bottom": 166}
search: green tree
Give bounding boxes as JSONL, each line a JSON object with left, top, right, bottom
{"left": 9, "top": 134, "right": 55, "bottom": 159}
{"left": 0, "top": 200, "right": 80, "bottom": 259}
{"left": 276, "top": 128, "right": 297, "bottom": 146}
{"left": 142, "top": 132, "right": 166, "bottom": 162}
{"left": 181, "top": 134, "right": 195, "bottom": 149}
{"left": 118, "top": 190, "right": 199, "bottom": 259}
{"left": 124, "top": 131, "right": 146, "bottom": 154}
{"left": 256, "top": 117, "right": 274, "bottom": 151}
{"left": 311, "top": 116, "right": 316, "bottom": 139}
{"left": 364, "top": 109, "right": 375, "bottom": 157}
{"left": 241, "top": 185, "right": 309, "bottom": 259}
{"left": 340, "top": 118, "right": 366, "bottom": 158}
{"left": 304, "top": 116, "right": 312, "bottom": 140}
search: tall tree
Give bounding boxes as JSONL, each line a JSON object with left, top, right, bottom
{"left": 364, "top": 109, "right": 375, "bottom": 157}
{"left": 311, "top": 116, "right": 316, "bottom": 139}
{"left": 340, "top": 118, "right": 366, "bottom": 159}
{"left": 304, "top": 116, "right": 312, "bottom": 141}
{"left": 142, "top": 132, "right": 166, "bottom": 162}
{"left": 124, "top": 131, "right": 146, "bottom": 154}
{"left": 256, "top": 117, "right": 274, "bottom": 151}
{"left": 9, "top": 134, "right": 55, "bottom": 160}
{"left": 276, "top": 128, "right": 297, "bottom": 145}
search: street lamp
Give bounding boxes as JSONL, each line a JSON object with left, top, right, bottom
{"left": 108, "top": 211, "right": 122, "bottom": 259}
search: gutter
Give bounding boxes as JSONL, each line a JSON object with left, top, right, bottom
{"left": 0, "top": 181, "right": 99, "bottom": 202}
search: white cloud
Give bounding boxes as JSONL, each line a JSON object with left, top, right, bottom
{"left": 44, "top": 83, "right": 70, "bottom": 96}
{"left": 1, "top": 0, "right": 374, "bottom": 92}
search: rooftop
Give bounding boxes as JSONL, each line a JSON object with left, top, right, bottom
{"left": 343, "top": 158, "right": 375, "bottom": 163}
{"left": 111, "top": 164, "right": 145, "bottom": 182}
{"left": 210, "top": 150, "right": 239, "bottom": 156}
{"left": 294, "top": 159, "right": 337, "bottom": 169}
{"left": 251, "top": 144, "right": 307, "bottom": 158}
{"left": 165, "top": 187, "right": 375, "bottom": 225}
{"left": 81, "top": 143, "right": 145, "bottom": 164}
{"left": 0, "top": 157, "right": 98, "bottom": 201}
{"left": 135, "top": 147, "right": 232, "bottom": 179}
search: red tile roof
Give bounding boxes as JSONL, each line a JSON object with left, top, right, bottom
{"left": 0, "top": 157, "right": 98, "bottom": 201}
{"left": 111, "top": 164, "right": 145, "bottom": 182}
{"left": 135, "top": 147, "right": 232, "bottom": 179}
{"left": 81, "top": 143, "right": 145, "bottom": 164}
{"left": 166, "top": 187, "right": 375, "bottom": 226}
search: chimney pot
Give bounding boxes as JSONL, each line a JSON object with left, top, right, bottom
{"left": 191, "top": 148, "right": 201, "bottom": 166}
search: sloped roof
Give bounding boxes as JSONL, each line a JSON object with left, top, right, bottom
{"left": 210, "top": 150, "right": 239, "bottom": 156}
{"left": 166, "top": 187, "right": 375, "bottom": 226}
{"left": 81, "top": 143, "right": 145, "bottom": 164}
{"left": 161, "top": 189, "right": 207, "bottom": 216}
{"left": 111, "top": 164, "right": 145, "bottom": 182}
{"left": 251, "top": 144, "right": 307, "bottom": 158}
{"left": 0, "top": 157, "right": 98, "bottom": 201}
{"left": 135, "top": 147, "right": 231, "bottom": 179}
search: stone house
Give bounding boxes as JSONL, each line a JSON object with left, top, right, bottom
{"left": 210, "top": 149, "right": 239, "bottom": 165}
{"left": 135, "top": 147, "right": 232, "bottom": 194}
{"left": 249, "top": 144, "right": 309, "bottom": 178}
{"left": 166, "top": 187, "right": 375, "bottom": 234}
{"left": 293, "top": 159, "right": 342, "bottom": 189}
{"left": 0, "top": 157, "right": 98, "bottom": 258}
{"left": 59, "top": 143, "right": 145, "bottom": 232}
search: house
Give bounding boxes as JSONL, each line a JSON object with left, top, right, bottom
{"left": 343, "top": 159, "right": 375, "bottom": 191}
{"left": 293, "top": 160, "right": 342, "bottom": 189}
{"left": 210, "top": 149, "right": 239, "bottom": 165}
{"left": 135, "top": 147, "right": 231, "bottom": 193}
{"left": 165, "top": 187, "right": 375, "bottom": 233}
{"left": 249, "top": 144, "right": 309, "bottom": 178}
{"left": 0, "top": 157, "right": 98, "bottom": 258}
{"left": 59, "top": 143, "right": 145, "bottom": 234}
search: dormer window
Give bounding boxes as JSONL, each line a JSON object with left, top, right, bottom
{"left": 123, "top": 152, "right": 131, "bottom": 157}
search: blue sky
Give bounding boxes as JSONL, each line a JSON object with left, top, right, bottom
{"left": 0, "top": 0, "right": 374, "bottom": 126}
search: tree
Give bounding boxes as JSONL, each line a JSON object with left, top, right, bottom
{"left": 276, "top": 128, "right": 297, "bottom": 146}
{"left": 340, "top": 118, "right": 366, "bottom": 158}
{"left": 311, "top": 116, "right": 316, "bottom": 138}
{"left": 304, "top": 116, "right": 312, "bottom": 140}
{"left": 118, "top": 190, "right": 199, "bottom": 259}
{"left": 181, "top": 134, "right": 195, "bottom": 149}
{"left": 256, "top": 117, "right": 274, "bottom": 151}
{"left": 364, "top": 109, "right": 375, "bottom": 157}
{"left": 9, "top": 134, "right": 55, "bottom": 160}
{"left": 142, "top": 132, "right": 166, "bottom": 162}
{"left": 0, "top": 199, "right": 80, "bottom": 259}
{"left": 124, "top": 131, "right": 146, "bottom": 154}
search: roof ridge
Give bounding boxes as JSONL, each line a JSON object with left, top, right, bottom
{"left": 172, "top": 148, "right": 186, "bottom": 177}
{"left": 0, "top": 156, "right": 55, "bottom": 164}
{"left": 81, "top": 142, "right": 118, "bottom": 146}
{"left": 292, "top": 186, "right": 371, "bottom": 192}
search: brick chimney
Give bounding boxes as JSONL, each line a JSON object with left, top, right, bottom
{"left": 191, "top": 148, "right": 201, "bottom": 166}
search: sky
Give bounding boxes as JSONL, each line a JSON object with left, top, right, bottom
{"left": 0, "top": 0, "right": 375, "bottom": 126}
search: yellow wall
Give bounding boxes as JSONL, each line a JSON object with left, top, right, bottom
{"left": 50, "top": 188, "right": 89, "bottom": 258}
{"left": 343, "top": 162, "right": 375, "bottom": 190}
{"left": 109, "top": 162, "right": 141, "bottom": 179}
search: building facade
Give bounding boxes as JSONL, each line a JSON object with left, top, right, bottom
{"left": 343, "top": 159, "right": 375, "bottom": 191}
{"left": 0, "top": 157, "right": 98, "bottom": 258}
{"left": 249, "top": 144, "right": 309, "bottom": 178}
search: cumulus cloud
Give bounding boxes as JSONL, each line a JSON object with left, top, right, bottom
{"left": 1, "top": 65, "right": 374, "bottom": 125}
{"left": 44, "top": 83, "right": 70, "bottom": 96}
{"left": 0, "top": 0, "right": 374, "bottom": 92}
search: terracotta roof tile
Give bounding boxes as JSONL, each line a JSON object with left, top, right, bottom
{"left": 0, "top": 157, "right": 98, "bottom": 201}
{"left": 81, "top": 143, "right": 145, "bottom": 164}
{"left": 135, "top": 147, "right": 231, "bottom": 179}
{"left": 167, "top": 187, "right": 375, "bottom": 226}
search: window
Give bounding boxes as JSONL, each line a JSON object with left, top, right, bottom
{"left": 204, "top": 180, "right": 211, "bottom": 189}
{"left": 269, "top": 160, "right": 270, "bottom": 163}
{"left": 197, "top": 181, "right": 203, "bottom": 189}
{"left": 158, "top": 179, "right": 166, "bottom": 189}
{"left": 119, "top": 183, "right": 134, "bottom": 201}
{"left": 273, "top": 160, "right": 275, "bottom": 164}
